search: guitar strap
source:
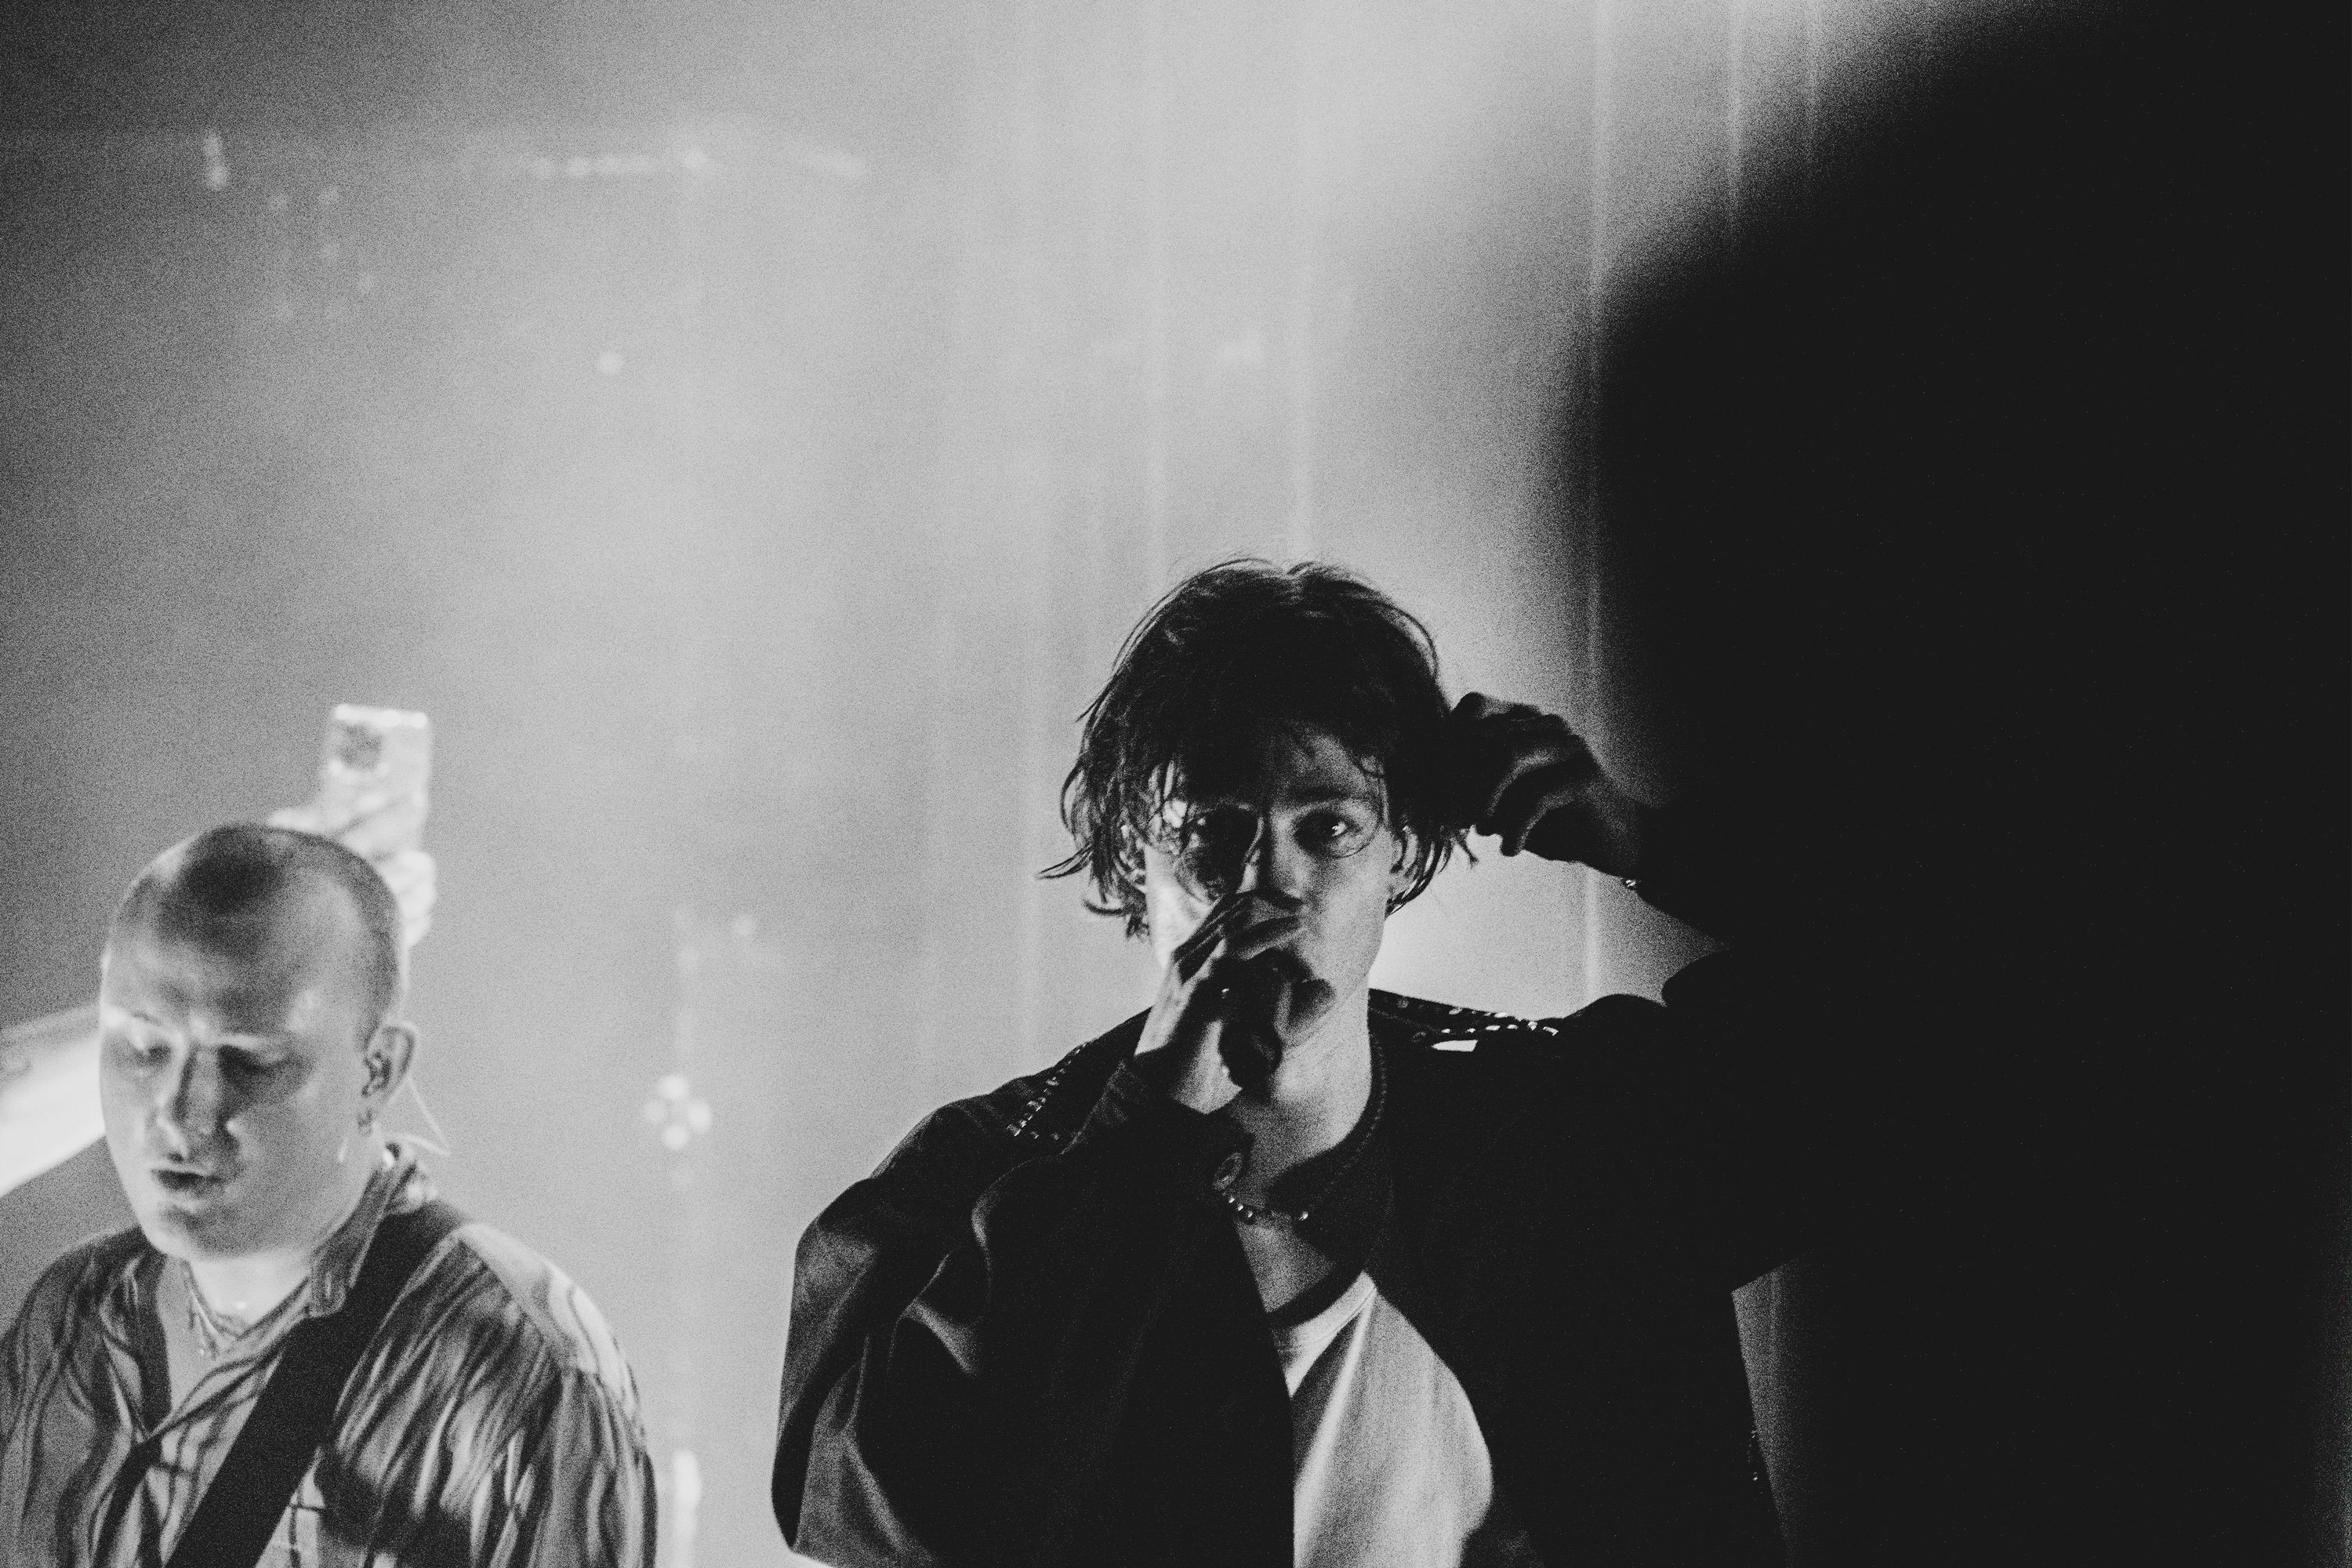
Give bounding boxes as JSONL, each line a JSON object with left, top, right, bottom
{"left": 162, "top": 1197, "right": 467, "bottom": 1568}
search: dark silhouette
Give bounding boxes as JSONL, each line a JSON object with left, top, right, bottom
{"left": 1577, "top": 5, "right": 2344, "bottom": 1561}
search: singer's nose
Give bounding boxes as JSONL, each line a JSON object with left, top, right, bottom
{"left": 1236, "top": 815, "right": 1304, "bottom": 909}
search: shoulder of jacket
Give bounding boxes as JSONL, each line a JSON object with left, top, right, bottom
{"left": 1370, "top": 988, "right": 1664, "bottom": 1058}
{"left": 796, "top": 1014, "right": 1149, "bottom": 1261}
{"left": 984, "top": 1011, "right": 1148, "bottom": 1152}
{"left": 1370, "top": 989, "right": 1572, "bottom": 1051}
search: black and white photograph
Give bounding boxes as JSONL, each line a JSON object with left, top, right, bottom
{"left": 0, "top": 2, "right": 2341, "bottom": 1564}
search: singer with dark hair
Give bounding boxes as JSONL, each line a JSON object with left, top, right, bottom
{"left": 1052, "top": 558, "right": 1470, "bottom": 934}
{"left": 775, "top": 558, "right": 1848, "bottom": 1566}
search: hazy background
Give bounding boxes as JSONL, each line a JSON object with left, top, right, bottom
{"left": 2, "top": 3, "right": 2339, "bottom": 1565}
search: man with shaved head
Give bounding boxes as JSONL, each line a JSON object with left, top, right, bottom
{"left": 0, "top": 824, "right": 655, "bottom": 1568}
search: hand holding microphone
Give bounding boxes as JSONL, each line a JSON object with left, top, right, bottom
{"left": 1131, "top": 880, "right": 1301, "bottom": 1114}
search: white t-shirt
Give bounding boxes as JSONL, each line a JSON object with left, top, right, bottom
{"left": 1272, "top": 1271, "right": 1545, "bottom": 1567}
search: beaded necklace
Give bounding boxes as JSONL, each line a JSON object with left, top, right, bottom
{"left": 1215, "top": 1040, "right": 1388, "bottom": 1228}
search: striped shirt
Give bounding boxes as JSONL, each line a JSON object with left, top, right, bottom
{"left": 0, "top": 1145, "right": 656, "bottom": 1567}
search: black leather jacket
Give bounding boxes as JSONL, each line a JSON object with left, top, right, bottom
{"left": 774, "top": 810, "right": 1843, "bottom": 1566}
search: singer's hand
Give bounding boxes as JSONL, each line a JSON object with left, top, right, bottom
{"left": 1130, "top": 890, "right": 1301, "bottom": 1116}
{"left": 270, "top": 792, "right": 437, "bottom": 949}
{"left": 1449, "top": 692, "right": 1645, "bottom": 877}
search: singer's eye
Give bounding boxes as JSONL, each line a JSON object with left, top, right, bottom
{"left": 1167, "top": 807, "right": 1258, "bottom": 895}
{"left": 1298, "top": 808, "right": 1374, "bottom": 858}
{"left": 1178, "top": 808, "right": 1257, "bottom": 855}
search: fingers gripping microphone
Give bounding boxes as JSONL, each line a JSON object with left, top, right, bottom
{"left": 1217, "top": 956, "right": 1292, "bottom": 1095}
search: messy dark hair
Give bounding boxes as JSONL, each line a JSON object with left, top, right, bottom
{"left": 1047, "top": 558, "right": 1465, "bottom": 937}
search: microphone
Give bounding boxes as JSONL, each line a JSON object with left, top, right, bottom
{"left": 1216, "top": 958, "right": 1286, "bottom": 1095}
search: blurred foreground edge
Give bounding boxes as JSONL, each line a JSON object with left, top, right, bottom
{"left": 0, "top": 1004, "right": 102, "bottom": 1200}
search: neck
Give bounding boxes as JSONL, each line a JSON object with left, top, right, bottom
{"left": 184, "top": 1144, "right": 379, "bottom": 1322}
{"left": 1223, "top": 986, "right": 1373, "bottom": 1186}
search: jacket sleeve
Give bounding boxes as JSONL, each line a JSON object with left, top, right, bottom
{"left": 1618, "top": 795, "right": 1788, "bottom": 949}
{"left": 772, "top": 1063, "right": 1255, "bottom": 1567}
{"left": 1568, "top": 795, "right": 1885, "bottom": 1289}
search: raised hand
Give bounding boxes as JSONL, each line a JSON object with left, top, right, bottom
{"left": 1449, "top": 692, "right": 1645, "bottom": 877}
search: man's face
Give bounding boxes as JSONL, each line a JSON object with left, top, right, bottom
{"left": 98, "top": 880, "right": 383, "bottom": 1263}
{"left": 1140, "top": 724, "right": 1409, "bottom": 1044}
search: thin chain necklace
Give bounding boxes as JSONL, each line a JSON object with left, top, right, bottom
{"left": 180, "top": 1261, "right": 259, "bottom": 1360}
{"left": 1218, "top": 1040, "right": 1388, "bottom": 1228}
